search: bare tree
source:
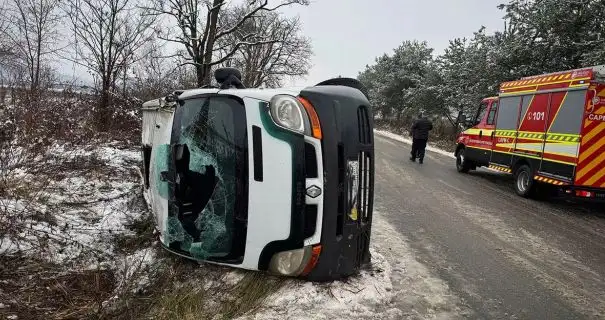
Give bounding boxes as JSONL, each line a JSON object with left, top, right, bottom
{"left": 218, "top": 7, "right": 311, "bottom": 88}
{"left": 65, "top": 0, "right": 155, "bottom": 129}
{"left": 147, "top": 0, "right": 308, "bottom": 87}
{"left": 1, "top": 0, "right": 61, "bottom": 91}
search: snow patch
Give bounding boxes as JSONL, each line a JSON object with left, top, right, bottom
{"left": 374, "top": 129, "right": 455, "bottom": 159}
{"left": 248, "top": 248, "right": 399, "bottom": 320}
{"left": 0, "top": 143, "right": 148, "bottom": 267}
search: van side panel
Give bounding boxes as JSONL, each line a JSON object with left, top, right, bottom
{"left": 574, "top": 83, "right": 605, "bottom": 188}
{"left": 142, "top": 109, "right": 174, "bottom": 238}
{"left": 536, "top": 90, "right": 585, "bottom": 179}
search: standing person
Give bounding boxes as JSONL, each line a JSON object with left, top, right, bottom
{"left": 409, "top": 111, "right": 433, "bottom": 164}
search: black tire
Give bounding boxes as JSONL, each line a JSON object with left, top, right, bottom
{"left": 456, "top": 148, "right": 472, "bottom": 173}
{"left": 513, "top": 164, "right": 536, "bottom": 198}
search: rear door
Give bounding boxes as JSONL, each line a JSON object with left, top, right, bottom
{"left": 575, "top": 83, "right": 605, "bottom": 188}
{"left": 540, "top": 89, "right": 585, "bottom": 180}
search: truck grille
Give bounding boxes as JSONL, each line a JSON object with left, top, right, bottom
{"left": 336, "top": 143, "right": 345, "bottom": 237}
{"left": 357, "top": 151, "right": 372, "bottom": 223}
{"left": 357, "top": 106, "right": 371, "bottom": 144}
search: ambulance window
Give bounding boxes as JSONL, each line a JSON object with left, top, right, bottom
{"left": 476, "top": 102, "right": 489, "bottom": 123}
{"left": 487, "top": 102, "right": 498, "bottom": 125}
{"left": 517, "top": 95, "right": 533, "bottom": 128}
{"left": 548, "top": 90, "right": 586, "bottom": 134}
{"left": 496, "top": 96, "right": 522, "bottom": 130}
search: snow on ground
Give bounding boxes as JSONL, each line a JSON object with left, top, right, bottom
{"left": 0, "top": 142, "right": 149, "bottom": 268}
{"left": 248, "top": 212, "right": 468, "bottom": 320}
{"left": 374, "top": 129, "right": 455, "bottom": 159}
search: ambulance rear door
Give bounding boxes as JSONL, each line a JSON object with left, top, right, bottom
{"left": 540, "top": 89, "right": 586, "bottom": 181}
{"left": 574, "top": 83, "right": 605, "bottom": 188}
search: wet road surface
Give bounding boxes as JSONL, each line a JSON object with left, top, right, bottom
{"left": 374, "top": 133, "right": 605, "bottom": 319}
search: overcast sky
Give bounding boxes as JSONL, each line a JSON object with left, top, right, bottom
{"left": 59, "top": 0, "right": 508, "bottom": 88}
{"left": 281, "top": 0, "right": 507, "bottom": 86}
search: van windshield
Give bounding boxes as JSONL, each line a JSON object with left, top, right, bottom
{"left": 165, "top": 96, "right": 248, "bottom": 260}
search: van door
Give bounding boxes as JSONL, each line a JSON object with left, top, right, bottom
{"left": 480, "top": 100, "right": 498, "bottom": 164}
{"left": 540, "top": 89, "right": 585, "bottom": 180}
{"left": 514, "top": 93, "right": 549, "bottom": 162}
{"left": 575, "top": 83, "right": 605, "bottom": 187}
{"left": 491, "top": 95, "right": 524, "bottom": 167}
{"left": 465, "top": 100, "right": 497, "bottom": 165}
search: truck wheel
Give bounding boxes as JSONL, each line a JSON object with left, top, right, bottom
{"left": 456, "top": 148, "right": 472, "bottom": 173}
{"left": 514, "top": 164, "right": 535, "bottom": 198}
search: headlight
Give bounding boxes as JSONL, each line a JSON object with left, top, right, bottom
{"left": 268, "top": 246, "right": 312, "bottom": 276}
{"left": 269, "top": 95, "right": 308, "bottom": 134}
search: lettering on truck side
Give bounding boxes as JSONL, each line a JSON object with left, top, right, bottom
{"left": 588, "top": 113, "right": 605, "bottom": 122}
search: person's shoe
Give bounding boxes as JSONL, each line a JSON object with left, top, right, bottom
{"left": 409, "top": 157, "right": 416, "bottom": 162}
{"left": 419, "top": 159, "right": 424, "bottom": 164}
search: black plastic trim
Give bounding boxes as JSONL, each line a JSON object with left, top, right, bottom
{"left": 252, "top": 125, "right": 263, "bottom": 181}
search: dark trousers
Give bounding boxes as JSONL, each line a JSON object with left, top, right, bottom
{"left": 411, "top": 138, "right": 428, "bottom": 161}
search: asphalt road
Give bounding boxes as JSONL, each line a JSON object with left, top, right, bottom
{"left": 374, "top": 133, "right": 605, "bottom": 320}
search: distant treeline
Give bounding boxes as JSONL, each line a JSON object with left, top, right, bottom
{"left": 358, "top": 0, "right": 605, "bottom": 132}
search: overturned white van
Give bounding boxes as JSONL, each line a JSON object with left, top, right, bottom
{"left": 141, "top": 68, "right": 374, "bottom": 281}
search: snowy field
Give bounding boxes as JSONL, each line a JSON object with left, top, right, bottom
{"left": 0, "top": 141, "right": 159, "bottom": 318}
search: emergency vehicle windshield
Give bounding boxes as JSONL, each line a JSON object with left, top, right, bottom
{"left": 165, "top": 96, "right": 248, "bottom": 260}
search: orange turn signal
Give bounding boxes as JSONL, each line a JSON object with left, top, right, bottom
{"left": 301, "top": 245, "right": 322, "bottom": 276}
{"left": 297, "top": 97, "right": 322, "bottom": 140}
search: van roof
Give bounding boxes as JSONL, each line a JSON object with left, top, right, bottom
{"left": 499, "top": 65, "right": 605, "bottom": 95}
{"left": 519, "top": 65, "right": 605, "bottom": 81}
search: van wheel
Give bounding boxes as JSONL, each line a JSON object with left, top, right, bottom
{"left": 456, "top": 148, "right": 472, "bottom": 173}
{"left": 514, "top": 164, "right": 535, "bottom": 197}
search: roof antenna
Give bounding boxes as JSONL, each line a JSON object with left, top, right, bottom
{"left": 214, "top": 68, "right": 245, "bottom": 89}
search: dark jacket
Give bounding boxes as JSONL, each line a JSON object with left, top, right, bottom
{"left": 410, "top": 117, "right": 433, "bottom": 140}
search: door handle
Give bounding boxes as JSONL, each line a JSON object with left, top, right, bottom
{"left": 479, "top": 130, "right": 483, "bottom": 138}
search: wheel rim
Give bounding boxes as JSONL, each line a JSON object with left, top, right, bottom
{"left": 457, "top": 151, "right": 464, "bottom": 169}
{"left": 517, "top": 170, "right": 530, "bottom": 193}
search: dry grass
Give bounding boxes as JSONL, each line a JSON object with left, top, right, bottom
{"left": 98, "top": 247, "right": 286, "bottom": 320}
{"left": 145, "top": 264, "right": 285, "bottom": 320}
{"left": 0, "top": 256, "right": 116, "bottom": 320}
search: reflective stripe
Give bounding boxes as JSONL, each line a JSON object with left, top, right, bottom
{"left": 534, "top": 175, "right": 567, "bottom": 185}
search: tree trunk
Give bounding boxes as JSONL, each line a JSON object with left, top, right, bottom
{"left": 198, "top": 0, "right": 222, "bottom": 87}
{"left": 97, "top": 78, "right": 111, "bottom": 132}
{"left": 196, "top": 63, "right": 205, "bottom": 87}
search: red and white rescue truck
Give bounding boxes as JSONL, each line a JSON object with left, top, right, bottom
{"left": 455, "top": 65, "right": 605, "bottom": 199}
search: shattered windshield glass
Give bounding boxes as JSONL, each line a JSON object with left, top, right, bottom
{"left": 165, "top": 96, "right": 247, "bottom": 260}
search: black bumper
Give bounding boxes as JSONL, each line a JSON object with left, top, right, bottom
{"left": 299, "top": 86, "right": 375, "bottom": 282}
{"left": 557, "top": 185, "right": 605, "bottom": 203}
